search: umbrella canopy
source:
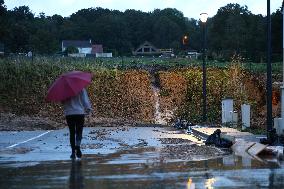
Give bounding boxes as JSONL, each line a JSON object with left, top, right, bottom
{"left": 46, "top": 71, "right": 92, "bottom": 102}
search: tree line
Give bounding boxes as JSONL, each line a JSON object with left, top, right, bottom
{"left": 0, "top": 0, "right": 282, "bottom": 62}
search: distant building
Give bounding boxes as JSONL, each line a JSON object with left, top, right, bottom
{"left": 159, "top": 48, "right": 174, "bottom": 55}
{"left": 187, "top": 50, "right": 200, "bottom": 59}
{"left": 62, "top": 40, "right": 107, "bottom": 57}
{"left": 92, "top": 44, "right": 103, "bottom": 54}
{"left": 132, "top": 41, "right": 160, "bottom": 56}
{"left": 62, "top": 40, "right": 92, "bottom": 57}
{"left": 96, "top": 53, "right": 112, "bottom": 58}
{"left": 133, "top": 41, "right": 175, "bottom": 57}
{"left": 0, "top": 42, "right": 4, "bottom": 56}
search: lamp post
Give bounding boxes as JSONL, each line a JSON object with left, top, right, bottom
{"left": 281, "top": 2, "right": 284, "bottom": 120}
{"left": 200, "top": 13, "right": 208, "bottom": 123}
{"left": 266, "top": 0, "right": 273, "bottom": 142}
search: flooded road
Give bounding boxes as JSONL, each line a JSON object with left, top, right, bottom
{"left": 1, "top": 153, "right": 284, "bottom": 189}
{"left": 0, "top": 127, "right": 284, "bottom": 188}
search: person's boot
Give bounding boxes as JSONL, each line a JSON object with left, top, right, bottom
{"left": 75, "top": 146, "right": 82, "bottom": 158}
{"left": 70, "top": 149, "right": 76, "bottom": 159}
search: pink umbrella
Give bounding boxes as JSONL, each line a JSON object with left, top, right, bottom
{"left": 46, "top": 71, "right": 92, "bottom": 102}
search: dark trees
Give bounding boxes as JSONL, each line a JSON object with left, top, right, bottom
{"left": 0, "top": 1, "right": 282, "bottom": 62}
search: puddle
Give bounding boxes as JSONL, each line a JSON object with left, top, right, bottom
{"left": 1, "top": 147, "right": 284, "bottom": 189}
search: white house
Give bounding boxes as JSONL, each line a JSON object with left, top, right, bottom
{"left": 62, "top": 40, "right": 92, "bottom": 56}
{"left": 96, "top": 53, "right": 113, "bottom": 58}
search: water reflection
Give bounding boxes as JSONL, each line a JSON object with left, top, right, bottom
{"left": 69, "top": 160, "right": 84, "bottom": 189}
{"left": 187, "top": 178, "right": 195, "bottom": 189}
{"left": 205, "top": 178, "right": 216, "bottom": 189}
{"left": 1, "top": 153, "right": 284, "bottom": 188}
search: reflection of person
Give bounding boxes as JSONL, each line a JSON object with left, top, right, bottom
{"left": 69, "top": 161, "right": 84, "bottom": 189}
{"left": 63, "top": 88, "right": 93, "bottom": 159}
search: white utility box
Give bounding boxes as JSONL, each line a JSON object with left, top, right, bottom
{"left": 222, "top": 98, "right": 234, "bottom": 124}
{"left": 241, "top": 104, "right": 250, "bottom": 130}
{"left": 274, "top": 118, "right": 284, "bottom": 136}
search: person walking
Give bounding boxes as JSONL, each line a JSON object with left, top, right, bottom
{"left": 62, "top": 88, "right": 93, "bottom": 159}
{"left": 46, "top": 71, "right": 93, "bottom": 159}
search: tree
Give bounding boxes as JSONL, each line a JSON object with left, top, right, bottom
{"left": 271, "top": 8, "right": 283, "bottom": 61}
{"left": 208, "top": 3, "right": 264, "bottom": 61}
{"left": 153, "top": 16, "right": 182, "bottom": 48}
{"left": 0, "top": 0, "right": 6, "bottom": 15}
{"left": 65, "top": 46, "right": 78, "bottom": 54}
{"left": 124, "top": 9, "right": 153, "bottom": 49}
{"left": 0, "top": 3, "right": 281, "bottom": 59}
{"left": 0, "top": 0, "right": 7, "bottom": 43}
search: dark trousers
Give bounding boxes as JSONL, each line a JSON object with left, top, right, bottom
{"left": 66, "top": 115, "right": 85, "bottom": 151}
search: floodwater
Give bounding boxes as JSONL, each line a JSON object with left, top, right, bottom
{"left": 0, "top": 127, "right": 284, "bottom": 188}
{"left": 1, "top": 151, "right": 284, "bottom": 189}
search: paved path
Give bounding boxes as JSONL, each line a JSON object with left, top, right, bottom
{"left": 0, "top": 127, "right": 202, "bottom": 162}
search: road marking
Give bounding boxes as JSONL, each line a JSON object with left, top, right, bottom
{"left": 6, "top": 130, "right": 52, "bottom": 149}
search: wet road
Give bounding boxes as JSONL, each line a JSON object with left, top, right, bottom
{"left": 0, "top": 127, "right": 284, "bottom": 188}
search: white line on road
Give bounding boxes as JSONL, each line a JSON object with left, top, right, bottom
{"left": 6, "top": 130, "right": 53, "bottom": 149}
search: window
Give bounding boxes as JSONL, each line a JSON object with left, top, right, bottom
{"left": 144, "top": 48, "right": 150, "bottom": 52}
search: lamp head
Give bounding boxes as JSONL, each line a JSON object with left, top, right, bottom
{"left": 200, "top": 13, "right": 208, "bottom": 23}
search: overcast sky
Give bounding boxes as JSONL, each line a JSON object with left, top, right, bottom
{"left": 4, "top": 0, "right": 283, "bottom": 19}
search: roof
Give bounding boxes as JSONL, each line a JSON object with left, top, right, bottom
{"left": 135, "top": 41, "right": 158, "bottom": 51}
{"left": 133, "top": 41, "right": 160, "bottom": 55}
{"left": 62, "top": 40, "right": 92, "bottom": 48}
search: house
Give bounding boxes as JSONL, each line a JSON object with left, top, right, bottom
{"left": 62, "top": 40, "right": 109, "bottom": 58}
{"left": 92, "top": 44, "right": 103, "bottom": 54}
{"left": 133, "top": 41, "right": 175, "bottom": 57}
{"left": 160, "top": 48, "right": 174, "bottom": 55}
{"left": 62, "top": 40, "right": 92, "bottom": 57}
{"left": 187, "top": 50, "right": 200, "bottom": 59}
{"left": 0, "top": 42, "right": 4, "bottom": 56}
{"left": 132, "top": 41, "right": 160, "bottom": 56}
{"left": 159, "top": 48, "right": 174, "bottom": 57}
{"left": 95, "top": 53, "right": 112, "bottom": 58}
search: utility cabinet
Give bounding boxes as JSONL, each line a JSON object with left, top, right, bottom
{"left": 222, "top": 98, "right": 234, "bottom": 124}
{"left": 241, "top": 104, "right": 250, "bottom": 130}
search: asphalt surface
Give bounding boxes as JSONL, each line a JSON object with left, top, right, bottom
{"left": 0, "top": 127, "right": 207, "bottom": 162}
{"left": 0, "top": 127, "right": 284, "bottom": 189}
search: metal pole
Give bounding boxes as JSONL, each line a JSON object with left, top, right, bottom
{"left": 266, "top": 0, "right": 273, "bottom": 141}
{"left": 281, "top": 7, "right": 284, "bottom": 119}
{"left": 202, "top": 22, "right": 207, "bottom": 122}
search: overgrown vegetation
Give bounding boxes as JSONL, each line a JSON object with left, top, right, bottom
{"left": 157, "top": 55, "right": 269, "bottom": 127}
{"left": 0, "top": 57, "right": 155, "bottom": 122}
{"left": 0, "top": 56, "right": 278, "bottom": 128}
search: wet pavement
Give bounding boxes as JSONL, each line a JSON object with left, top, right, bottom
{"left": 0, "top": 127, "right": 284, "bottom": 188}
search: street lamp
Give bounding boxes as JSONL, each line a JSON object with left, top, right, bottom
{"left": 200, "top": 13, "right": 208, "bottom": 123}
{"left": 266, "top": 0, "right": 273, "bottom": 142}
{"left": 183, "top": 35, "right": 188, "bottom": 45}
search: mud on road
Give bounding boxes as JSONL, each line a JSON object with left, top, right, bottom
{"left": 0, "top": 112, "right": 228, "bottom": 161}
